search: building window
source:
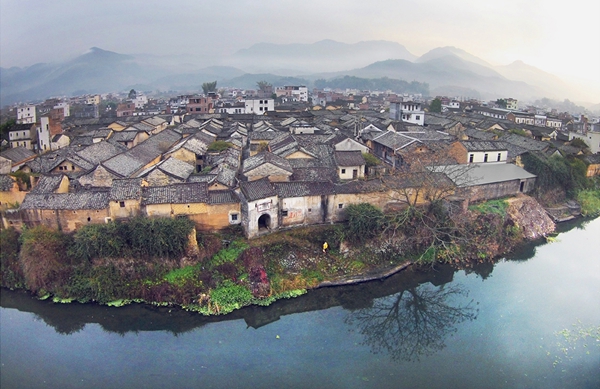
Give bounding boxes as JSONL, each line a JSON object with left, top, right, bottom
{"left": 308, "top": 208, "right": 312, "bottom": 213}
{"left": 231, "top": 213, "right": 238, "bottom": 221}
{"left": 416, "top": 115, "right": 420, "bottom": 120}
{"left": 338, "top": 204, "right": 343, "bottom": 209}
{"left": 281, "top": 210, "right": 288, "bottom": 217}
{"left": 119, "top": 201, "right": 125, "bottom": 208}
{"left": 341, "top": 168, "right": 346, "bottom": 174}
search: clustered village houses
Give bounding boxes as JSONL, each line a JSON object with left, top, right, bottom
{"left": 1, "top": 88, "right": 599, "bottom": 238}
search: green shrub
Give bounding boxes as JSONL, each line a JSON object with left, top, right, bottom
{"left": 345, "top": 203, "right": 384, "bottom": 243}
{"left": 209, "top": 280, "right": 253, "bottom": 314}
{"left": 362, "top": 152, "right": 381, "bottom": 168}
{"left": 207, "top": 141, "right": 233, "bottom": 153}
{"left": 577, "top": 189, "right": 600, "bottom": 216}
{"left": 19, "top": 226, "right": 75, "bottom": 293}
{"left": 0, "top": 228, "right": 24, "bottom": 289}
{"left": 522, "top": 153, "right": 589, "bottom": 199}
{"left": 71, "top": 217, "right": 194, "bottom": 261}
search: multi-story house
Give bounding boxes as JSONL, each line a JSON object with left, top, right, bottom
{"left": 389, "top": 101, "right": 425, "bottom": 126}
{"left": 17, "top": 105, "right": 37, "bottom": 124}
{"left": 9, "top": 124, "right": 36, "bottom": 150}
{"left": 275, "top": 86, "right": 308, "bottom": 102}
{"left": 505, "top": 98, "right": 518, "bottom": 110}
{"left": 244, "top": 99, "right": 274, "bottom": 114}
{"left": 116, "top": 102, "right": 136, "bottom": 117}
{"left": 187, "top": 96, "right": 213, "bottom": 114}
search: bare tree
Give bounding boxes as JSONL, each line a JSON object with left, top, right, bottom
{"left": 345, "top": 282, "right": 478, "bottom": 362}
{"left": 376, "top": 149, "right": 480, "bottom": 263}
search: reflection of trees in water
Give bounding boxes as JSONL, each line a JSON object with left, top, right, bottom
{"left": 345, "top": 283, "right": 478, "bottom": 362}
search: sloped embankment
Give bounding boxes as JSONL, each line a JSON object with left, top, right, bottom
{"left": 505, "top": 194, "right": 555, "bottom": 240}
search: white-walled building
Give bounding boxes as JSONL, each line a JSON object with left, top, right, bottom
{"left": 17, "top": 105, "right": 37, "bottom": 124}
{"left": 38, "top": 117, "right": 51, "bottom": 152}
{"left": 275, "top": 86, "right": 308, "bottom": 102}
{"left": 389, "top": 101, "right": 425, "bottom": 126}
{"left": 8, "top": 125, "right": 35, "bottom": 150}
{"left": 135, "top": 94, "right": 148, "bottom": 109}
{"left": 244, "top": 99, "right": 274, "bottom": 114}
{"left": 570, "top": 131, "right": 600, "bottom": 154}
{"left": 505, "top": 98, "right": 518, "bottom": 110}
{"left": 54, "top": 102, "right": 70, "bottom": 117}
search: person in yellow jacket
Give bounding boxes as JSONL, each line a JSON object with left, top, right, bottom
{"left": 322, "top": 242, "right": 328, "bottom": 253}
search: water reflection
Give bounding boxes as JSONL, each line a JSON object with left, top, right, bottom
{"left": 345, "top": 283, "right": 478, "bottom": 362}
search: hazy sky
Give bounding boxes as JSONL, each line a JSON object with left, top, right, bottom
{"left": 1, "top": 0, "right": 599, "bottom": 87}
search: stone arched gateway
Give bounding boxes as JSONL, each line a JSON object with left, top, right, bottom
{"left": 258, "top": 213, "right": 271, "bottom": 230}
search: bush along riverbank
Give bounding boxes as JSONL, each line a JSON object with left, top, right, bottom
{"left": 1, "top": 192, "right": 596, "bottom": 316}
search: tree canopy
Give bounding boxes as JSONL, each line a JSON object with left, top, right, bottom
{"left": 429, "top": 98, "right": 442, "bottom": 113}
{"left": 202, "top": 81, "right": 218, "bottom": 95}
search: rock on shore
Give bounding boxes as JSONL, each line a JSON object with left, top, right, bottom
{"left": 505, "top": 194, "right": 555, "bottom": 240}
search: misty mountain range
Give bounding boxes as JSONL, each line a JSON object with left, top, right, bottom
{"left": 0, "top": 40, "right": 592, "bottom": 107}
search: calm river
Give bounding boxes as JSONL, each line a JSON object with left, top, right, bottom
{"left": 1, "top": 218, "right": 599, "bottom": 389}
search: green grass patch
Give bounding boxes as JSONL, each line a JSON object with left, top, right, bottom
{"left": 577, "top": 189, "right": 600, "bottom": 217}
{"left": 208, "top": 280, "right": 253, "bottom": 315}
{"left": 208, "top": 240, "right": 249, "bottom": 268}
{"left": 163, "top": 264, "right": 203, "bottom": 287}
{"left": 469, "top": 199, "right": 509, "bottom": 216}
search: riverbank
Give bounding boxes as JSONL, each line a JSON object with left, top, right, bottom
{"left": 0, "top": 194, "right": 563, "bottom": 315}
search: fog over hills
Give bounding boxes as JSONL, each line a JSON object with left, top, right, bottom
{"left": 1, "top": 40, "right": 596, "bottom": 107}
{"left": 225, "top": 39, "right": 417, "bottom": 73}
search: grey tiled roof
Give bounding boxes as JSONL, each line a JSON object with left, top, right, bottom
{"left": 76, "top": 141, "right": 127, "bottom": 165}
{"left": 208, "top": 190, "right": 239, "bottom": 204}
{"left": 583, "top": 154, "right": 600, "bottom": 164}
{"left": 499, "top": 133, "right": 548, "bottom": 152}
{"left": 137, "top": 157, "right": 195, "bottom": 181}
{"left": 215, "top": 166, "right": 238, "bottom": 188}
{"left": 128, "top": 122, "right": 155, "bottom": 133}
{"left": 243, "top": 152, "right": 293, "bottom": 174}
{"left": 109, "top": 178, "right": 143, "bottom": 200}
{"left": 21, "top": 191, "right": 109, "bottom": 210}
{"left": 335, "top": 179, "right": 387, "bottom": 194}
{"left": 371, "top": 131, "right": 419, "bottom": 150}
{"left": 0, "top": 147, "right": 35, "bottom": 163}
{"left": 0, "top": 175, "right": 15, "bottom": 191}
{"left": 464, "top": 128, "right": 497, "bottom": 141}
{"left": 402, "top": 130, "right": 453, "bottom": 141}
{"left": 239, "top": 177, "right": 276, "bottom": 201}
{"left": 142, "top": 116, "right": 167, "bottom": 127}
{"left": 45, "top": 151, "right": 95, "bottom": 173}
{"left": 461, "top": 141, "right": 508, "bottom": 152}
{"left": 102, "top": 129, "right": 181, "bottom": 177}
{"left": 274, "top": 181, "right": 335, "bottom": 198}
{"left": 156, "top": 157, "right": 195, "bottom": 180}
{"left": 187, "top": 174, "right": 217, "bottom": 184}
{"left": 291, "top": 167, "right": 338, "bottom": 182}
{"left": 30, "top": 175, "right": 66, "bottom": 194}
{"left": 111, "top": 131, "right": 139, "bottom": 142}
{"left": 334, "top": 150, "right": 365, "bottom": 167}
{"left": 141, "top": 182, "right": 209, "bottom": 205}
